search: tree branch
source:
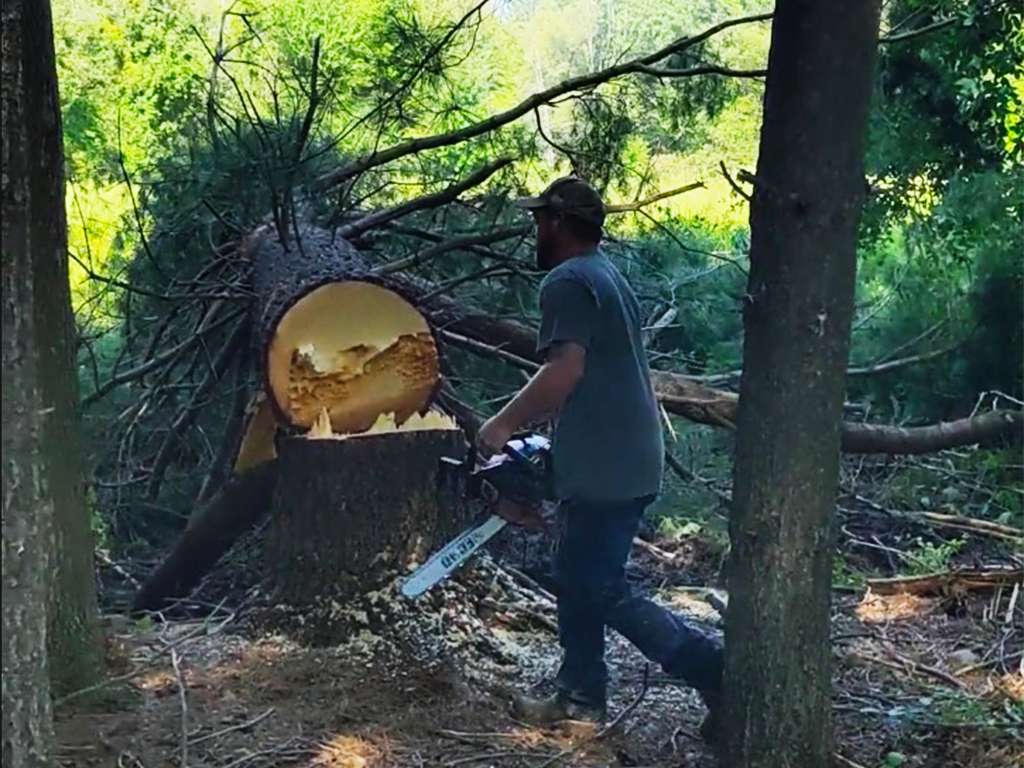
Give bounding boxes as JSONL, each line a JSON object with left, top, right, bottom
{"left": 637, "top": 64, "right": 767, "bottom": 79}
{"left": 847, "top": 344, "right": 958, "bottom": 378}
{"left": 719, "top": 161, "right": 752, "bottom": 202}
{"left": 81, "top": 307, "right": 246, "bottom": 408}
{"left": 605, "top": 182, "right": 705, "bottom": 212}
{"left": 375, "top": 225, "right": 530, "bottom": 275}
{"left": 334, "top": 157, "right": 512, "bottom": 239}
{"left": 839, "top": 410, "right": 1023, "bottom": 454}
{"left": 311, "top": 12, "right": 774, "bottom": 191}
{"left": 144, "top": 318, "right": 248, "bottom": 501}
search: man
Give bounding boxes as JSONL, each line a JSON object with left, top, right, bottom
{"left": 477, "top": 176, "right": 725, "bottom": 741}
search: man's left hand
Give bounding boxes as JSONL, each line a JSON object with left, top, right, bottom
{"left": 477, "top": 414, "right": 514, "bottom": 459}
{"left": 494, "top": 498, "right": 546, "bottom": 531}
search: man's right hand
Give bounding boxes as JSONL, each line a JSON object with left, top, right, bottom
{"left": 477, "top": 414, "right": 514, "bottom": 459}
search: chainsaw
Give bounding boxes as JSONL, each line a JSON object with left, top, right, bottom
{"left": 400, "top": 433, "right": 554, "bottom": 599}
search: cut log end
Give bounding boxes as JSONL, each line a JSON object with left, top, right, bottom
{"left": 267, "top": 280, "right": 440, "bottom": 433}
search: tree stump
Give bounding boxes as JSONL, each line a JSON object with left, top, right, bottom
{"left": 266, "top": 425, "right": 467, "bottom": 605}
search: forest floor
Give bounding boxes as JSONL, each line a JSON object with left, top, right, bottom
{"left": 58, "top": 451, "right": 1022, "bottom": 768}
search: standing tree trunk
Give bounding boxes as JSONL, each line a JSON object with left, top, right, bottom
{"left": 7, "top": 0, "right": 103, "bottom": 695}
{"left": 2, "top": 0, "right": 74, "bottom": 762}
{"left": 723, "top": 3, "right": 882, "bottom": 768}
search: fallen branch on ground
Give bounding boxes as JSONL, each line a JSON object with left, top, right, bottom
{"left": 901, "top": 510, "right": 1023, "bottom": 543}
{"left": 850, "top": 650, "right": 967, "bottom": 691}
{"left": 866, "top": 566, "right": 1023, "bottom": 597}
{"left": 188, "top": 708, "right": 276, "bottom": 747}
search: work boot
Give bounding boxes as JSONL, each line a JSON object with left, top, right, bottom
{"left": 511, "top": 690, "right": 606, "bottom": 725}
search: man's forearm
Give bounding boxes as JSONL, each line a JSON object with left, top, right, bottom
{"left": 495, "top": 360, "right": 579, "bottom": 432}
{"left": 494, "top": 364, "right": 566, "bottom": 430}
{"left": 476, "top": 342, "right": 585, "bottom": 455}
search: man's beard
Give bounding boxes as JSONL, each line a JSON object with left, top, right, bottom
{"left": 536, "top": 236, "right": 557, "bottom": 270}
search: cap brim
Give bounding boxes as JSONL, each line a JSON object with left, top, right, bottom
{"left": 515, "top": 196, "right": 549, "bottom": 210}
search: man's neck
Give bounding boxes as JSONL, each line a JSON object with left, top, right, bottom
{"left": 556, "top": 240, "right": 598, "bottom": 265}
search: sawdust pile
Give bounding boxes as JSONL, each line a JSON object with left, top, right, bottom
{"left": 256, "top": 553, "right": 563, "bottom": 688}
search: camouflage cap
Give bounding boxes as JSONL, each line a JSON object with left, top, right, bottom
{"left": 515, "top": 176, "right": 606, "bottom": 228}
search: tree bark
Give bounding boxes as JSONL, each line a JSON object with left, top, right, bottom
{"left": 3, "top": 0, "right": 63, "bottom": 762}
{"left": 7, "top": 0, "right": 104, "bottom": 696}
{"left": 722, "top": 4, "right": 882, "bottom": 768}
{"left": 267, "top": 429, "right": 467, "bottom": 610}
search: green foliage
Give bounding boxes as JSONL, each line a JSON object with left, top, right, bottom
{"left": 54, "top": 0, "right": 211, "bottom": 180}
{"left": 832, "top": 554, "right": 868, "bottom": 589}
{"left": 55, "top": 0, "right": 1022, "bottom": 549}
{"left": 850, "top": 2, "right": 1024, "bottom": 420}
{"left": 902, "top": 536, "right": 966, "bottom": 575}
{"left": 890, "top": 689, "right": 1024, "bottom": 738}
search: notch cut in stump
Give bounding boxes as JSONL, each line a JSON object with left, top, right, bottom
{"left": 266, "top": 420, "right": 467, "bottom": 611}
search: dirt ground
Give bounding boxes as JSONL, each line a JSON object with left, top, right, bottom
{"left": 57, "top": 530, "right": 1022, "bottom": 768}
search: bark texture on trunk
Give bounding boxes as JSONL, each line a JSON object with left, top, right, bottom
{"left": 267, "top": 429, "right": 467, "bottom": 607}
{"left": 722, "top": 3, "right": 882, "bottom": 768}
{"left": 132, "top": 463, "right": 278, "bottom": 613}
{"left": 2, "top": 0, "right": 61, "bottom": 761}
{"left": 3, "top": 0, "right": 103, "bottom": 696}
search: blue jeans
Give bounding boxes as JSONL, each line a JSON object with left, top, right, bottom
{"left": 553, "top": 496, "right": 723, "bottom": 706}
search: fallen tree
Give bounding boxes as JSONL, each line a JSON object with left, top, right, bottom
{"left": 129, "top": 217, "right": 1021, "bottom": 614}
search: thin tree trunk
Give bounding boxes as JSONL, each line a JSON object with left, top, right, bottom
{"left": 13, "top": 0, "right": 104, "bottom": 694}
{"left": 722, "top": 3, "right": 882, "bottom": 768}
{"left": 2, "top": 0, "right": 65, "bottom": 762}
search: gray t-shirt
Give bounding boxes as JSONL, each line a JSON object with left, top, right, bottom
{"left": 537, "top": 249, "right": 664, "bottom": 502}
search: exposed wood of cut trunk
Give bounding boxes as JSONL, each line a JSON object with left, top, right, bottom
{"left": 245, "top": 224, "right": 442, "bottom": 434}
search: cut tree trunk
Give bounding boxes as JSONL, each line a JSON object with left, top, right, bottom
{"left": 267, "top": 427, "right": 467, "bottom": 607}
{"left": 723, "top": 3, "right": 882, "bottom": 768}
{"left": 245, "top": 223, "right": 441, "bottom": 434}
{"left": 133, "top": 224, "right": 475, "bottom": 612}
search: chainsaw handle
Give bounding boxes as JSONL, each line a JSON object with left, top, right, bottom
{"left": 502, "top": 442, "right": 534, "bottom": 469}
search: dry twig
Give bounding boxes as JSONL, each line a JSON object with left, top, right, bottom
{"left": 171, "top": 649, "right": 189, "bottom": 768}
